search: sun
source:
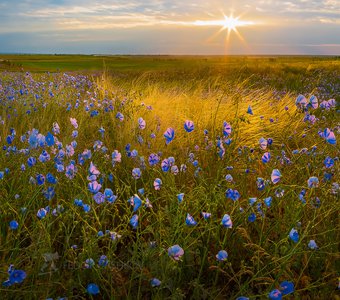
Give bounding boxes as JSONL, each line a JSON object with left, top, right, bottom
{"left": 194, "top": 13, "right": 255, "bottom": 45}
{"left": 222, "top": 15, "right": 242, "bottom": 31}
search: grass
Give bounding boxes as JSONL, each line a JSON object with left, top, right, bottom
{"left": 0, "top": 56, "right": 339, "bottom": 299}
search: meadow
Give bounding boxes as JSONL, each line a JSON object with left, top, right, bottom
{"left": 0, "top": 55, "right": 339, "bottom": 299}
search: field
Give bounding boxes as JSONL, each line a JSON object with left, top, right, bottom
{"left": 0, "top": 55, "right": 339, "bottom": 299}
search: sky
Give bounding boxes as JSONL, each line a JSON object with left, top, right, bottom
{"left": 0, "top": 0, "right": 339, "bottom": 55}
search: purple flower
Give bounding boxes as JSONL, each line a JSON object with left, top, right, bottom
{"left": 88, "top": 181, "right": 102, "bottom": 194}
{"left": 184, "top": 120, "right": 194, "bottom": 132}
{"left": 164, "top": 127, "right": 175, "bottom": 144}
{"left": 271, "top": 169, "right": 281, "bottom": 184}
{"left": 153, "top": 178, "right": 162, "bottom": 190}
{"left": 132, "top": 168, "right": 141, "bottom": 179}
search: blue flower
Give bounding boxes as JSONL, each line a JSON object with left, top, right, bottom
{"left": 259, "top": 137, "right": 268, "bottom": 150}
{"left": 225, "top": 189, "right": 240, "bottom": 201}
{"left": 37, "top": 208, "right": 48, "bottom": 219}
{"left": 280, "top": 281, "right": 294, "bottom": 295}
{"left": 168, "top": 245, "right": 184, "bottom": 261}
{"left": 93, "top": 192, "right": 105, "bottom": 204}
{"left": 129, "top": 195, "right": 142, "bottom": 212}
{"left": 268, "top": 289, "right": 282, "bottom": 300}
{"left": 130, "top": 214, "right": 139, "bottom": 229}
{"left": 138, "top": 117, "right": 146, "bottom": 130}
{"left": 148, "top": 153, "right": 160, "bottom": 166}
{"left": 132, "top": 168, "right": 141, "bottom": 179}
{"left": 98, "top": 255, "right": 109, "bottom": 267}
{"left": 201, "top": 212, "right": 211, "bottom": 219}
{"left": 221, "top": 214, "right": 232, "bottom": 228}
{"left": 164, "top": 127, "right": 175, "bottom": 144}
{"left": 223, "top": 121, "right": 232, "bottom": 137}
{"left": 83, "top": 204, "right": 91, "bottom": 213}
{"left": 216, "top": 250, "right": 228, "bottom": 261}
{"left": 46, "top": 173, "right": 57, "bottom": 184}
{"left": 184, "top": 120, "right": 194, "bottom": 132}
{"left": 86, "top": 283, "right": 100, "bottom": 295}
{"left": 307, "top": 176, "right": 319, "bottom": 188}
{"left": 262, "top": 152, "right": 271, "bottom": 163}
{"left": 247, "top": 105, "right": 253, "bottom": 115}
{"left": 248, "top": 213, "right": 256, "bottom": 222}
{"left": 161, "top": 159, "right": 170, "bottom": 172}
{"left": 150, "top": 278, "right": 161, "bottom": 287}
{"left": 225, "top": 174, "right": 233, "bottom": 182}
{"left": 84, "top": 258, "right": 95, "bottom": 268}
{"left": 295, "top": 94, "right": 307, "bottom": 110}
{"left": 45, "top": 132, "right": 55, "bottom": 146}
{"left": 177, "top": 193, "right": 184, "bottom": 203}
{"left": 264, "top": 196, "right": 272, "bottom": 207}
{"left": 308, "top": 95, "right": 318, "bottom": 109}
{"left": 9, "top": 220, "right": 18, "bottom": 230}
{"left": 2, "top": 265, "right": 26, "bottom": 287}
{"left": 324, "top": 156, "right": 334, "bottom": 168}
{"left": 153, "top": 178, "right": 162, "bottom": 190}
{"left": 271, "top": 169, "right": 281, "bottom": 184}
{"left": 88, "top": 181, "right": 102, "bottom": 193}
{"left": 185, "top": 213, "right": 197, "bottom": 226}
{"left": 308, "top": 240, "right": 318, "bottom": 250}
{"left": 104, "top": 188, "right": 117, "bottom": 203}
{"left": 323, "top": 128, "right": 336, "bottom": 145}
{"left": 289, "top": 228, "right": 299, "bottom": 243}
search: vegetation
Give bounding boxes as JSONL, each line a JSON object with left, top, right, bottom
{"left": 0, "top": 55, "right": 339, "bottom": 299}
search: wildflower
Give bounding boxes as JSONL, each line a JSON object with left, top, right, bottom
{"left": 150, "top": 278, "right": 161, "bottom": 287}
{"left": 9, "top": 220, "right": 18, "bottom": 230}
{"left": 132, "top": 168, "right": 141, "bottom": 179}
{"left": 88, "top": 181, "right": 102, "bottom": 194}
{"left": 201, "top": 212, "right": 211, "bottom": 219}
{"left": 225, "top": 189, "right": 240, "bottom": 201}
{"left": 130, "top": 214, "right": 139, "bottom": 229}
{"left": 268, "top": 289, "right": 282, "bottom": 300}
{"left": 168, "top": 245, "right": 184, "bottom": 261}
{"left": 223, "top": 121, "right": 232, "bottom": 137}
{"left": 129, "top": 195, "right": 142, "bottom": 212}
{"left": 2, "top": 265, "right": 26, "bottom": 287}
{"left": 308, "top": 240, "right": 318, "bottom": 250}
{"left": 262, "top": 152, "right": 271, "bottom": 163}
{"left": 138, "top": 117, "right": 146, "bottom": 130}
{"left": 247, "top": 105, "right": 253, "bottom": 115}
{"left": 280, "top": 281, "right": 294, "bottom": 295}
{"left": 185, "top": 213, "right": 197, "bottom": 226}
{"left": 307, "top": 176, "right": 319, "bottom": 188}
{"left": 98, "top": 255, "right": 109, "bottom": 267}
{"left": 164, "top": 127, "right": 175, "bottom": 144}
{"left": 177, "top": 193, "right": 184, "bottom": 203}
{"left": 221, "top": 214, "right": 232, "bottom": 228}
{"left": 184, "top": 120, "right": 194, "bottom": 132}
{"left": 216, "top": 250, "right": 228, "bottom": 261}
{"left": 153, "top": 178, "right": 162, "bottom": 190}
{"left": 289, "top": 228, "right": 299, "bottom": 243}
{"left": 86, "top": 283, "right": 100, "bottom": 295}
{"left": 271, "top": 169, "right": 281, "bottom": 184}
{"left": 259, "top": 137, "right": 268, "bottom": 150}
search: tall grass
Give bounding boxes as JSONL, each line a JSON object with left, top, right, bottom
{"left": 0, "top": 67, "right": 339, "bottom": 299}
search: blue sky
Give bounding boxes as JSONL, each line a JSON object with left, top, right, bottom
{"left": 0, "top": 0, "right": 339, "bottom": 54}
